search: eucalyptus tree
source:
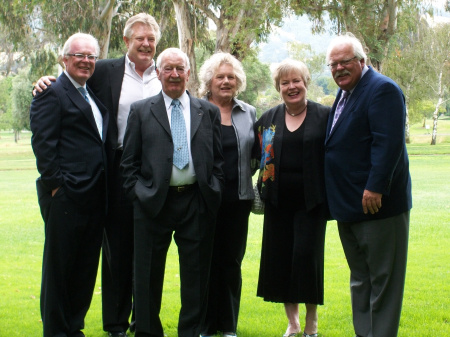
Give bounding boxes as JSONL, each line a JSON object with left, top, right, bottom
{"left": 290, "top": 0, "right": 430, "bottom": 72}
{"left": 422, "top": 23, "right": 450, "bottom": 145}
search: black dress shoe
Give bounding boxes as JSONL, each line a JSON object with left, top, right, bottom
{"left": 107, "top": 332, "right": 128, "bottom": 337}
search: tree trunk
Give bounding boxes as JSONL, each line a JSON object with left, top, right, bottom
{"left": 96, "top": 0, "right": 116, "bottom": 59}
{"left": 172, "top": 0, "right": 199, "bottom": 96}
{"left": 405, "top": 106, "right": 410, "bottom": 144}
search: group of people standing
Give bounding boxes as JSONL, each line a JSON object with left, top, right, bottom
{"left": 30, "top": 11, "right": 411, "bottom": 337}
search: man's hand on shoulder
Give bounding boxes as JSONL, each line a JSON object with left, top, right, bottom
{"left": 33, "top": 76, "right": 57, "bottom": 96}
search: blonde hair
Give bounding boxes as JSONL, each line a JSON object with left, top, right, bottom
{"left": 123, "top": 13, "right": 161, "bottom": 44}
{"left": 272, "top": 59, "right": 310, "bottom": 92}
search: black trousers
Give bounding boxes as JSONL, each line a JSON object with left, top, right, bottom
{"left": 201, "top": 199, "right": 251, "bottom": 335}
{"left": 102, "top": 151, "right": 134, "bottom": 332}
{"left": 37, "top": 181, "right": 104, "bottom": 337}
{"left": 133, "top": 185, "right": 216, "bottom": 337}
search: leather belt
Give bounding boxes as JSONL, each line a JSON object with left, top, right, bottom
{"left": 169, "top": 183, "right": 196, "bottom": 193}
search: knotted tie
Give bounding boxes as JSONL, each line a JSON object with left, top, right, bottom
{"left": 171, "top": 99, "right": 189, "bottom": 169}
{"left": 330, "top": 90, "right": 349, "bottom": 131}
{"left": 77, "top": 87, "right": 90, "bottom": 103}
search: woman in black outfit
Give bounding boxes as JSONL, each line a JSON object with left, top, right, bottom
{"left": 254, "top": 59, "right": 330, "bottom": 337}
{"left": 198, "top": 52, "right": 257, "bottom": 337}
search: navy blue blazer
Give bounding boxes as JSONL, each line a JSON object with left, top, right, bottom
{"left": 324, "top": 67, "right": 412, "bottom": 222}
{"left": 120, "top": 92, "right": 224, "bottom": 218}
{"left": 30, "top": 72, "right": 109, "bottom": 206}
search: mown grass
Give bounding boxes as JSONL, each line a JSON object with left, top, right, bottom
{"left": 0, "top": 121, "right": 449, "bottom": 336}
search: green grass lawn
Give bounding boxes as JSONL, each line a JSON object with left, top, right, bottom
{"left": 0, "top": 122, "right": 449, "bottom": 336}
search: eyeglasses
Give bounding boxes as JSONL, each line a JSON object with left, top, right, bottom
{"left": 327, "top": 56, "right": 358, "bottom": 70}
{"left": 66, "top": 53, "right": 98, "bottom": 61}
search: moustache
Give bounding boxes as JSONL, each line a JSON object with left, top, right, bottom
{"left": 334, "top": 70, "right": 351, "bottom": 79}
{"left": 169, "top": 78, "right": 182, "bottom": 83}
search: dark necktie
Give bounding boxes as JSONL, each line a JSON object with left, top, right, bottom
{"left": 77, "top": 87, "right": 90, "bottom": 103}
{"left": 171, "top": 99, "right": 189, "bottom": 169}
{"left": 330, "top": 90, "right": 349, "bottom": 131}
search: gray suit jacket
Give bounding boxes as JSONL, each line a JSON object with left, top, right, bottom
{"left": 120, "top": 92, "right": 224, "bottom": 218}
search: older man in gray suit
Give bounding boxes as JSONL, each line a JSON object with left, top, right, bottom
{"left": 121, "top": 48, "right": 224, "bottom": 337}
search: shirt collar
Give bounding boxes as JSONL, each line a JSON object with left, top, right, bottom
{"left": 64, "top": 70, "right": 85, "bottom": 89}
{"left": 125, "top": 54, "right": 156, "bottom": 75}
{"left": 162, "top": 90, "right": 190, "bottom": 110}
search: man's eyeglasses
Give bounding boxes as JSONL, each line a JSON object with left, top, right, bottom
{"left": 66, "top": 53, "right": 98, "bottom": 61}
{"left": 327, "top": 56, "right": 358, "bottom": 70}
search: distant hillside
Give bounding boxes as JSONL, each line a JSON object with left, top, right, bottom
{"left": 258, "top": 15, "right": 335, "bottom": 64}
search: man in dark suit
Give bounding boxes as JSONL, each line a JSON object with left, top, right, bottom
{"left": 324, "top": 33, "right": 412, "bottom": 337}
{"left": 34, "top": 14, "right": 162, "bottom": 336}
{"left": 121, "top": 47, "right": 224, "bottom": 337}
{"left": 30, "top": 33, "right": 109, "bottom": 337}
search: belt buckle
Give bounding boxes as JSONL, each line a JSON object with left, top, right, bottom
{"left": 176, "top": 186, "right": 186, "bottom": 192}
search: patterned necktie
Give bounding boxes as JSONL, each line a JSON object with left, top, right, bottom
{"left": 171, "top": 99, "right": 189, "bottom": 169}
{"left": 77, "top": 87, "right": 90, "bottom": 103}
{"left": 330, "top": 90, "right": 349, "bottom": 131}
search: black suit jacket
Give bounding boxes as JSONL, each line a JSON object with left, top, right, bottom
{"left": 86, "top": 57, "right": 125, "bottom": 169}
{"left": 255, "top": 100, "right": 330, "bottom": 214}
{"left": 30, "top": 72, "right": 109, "bottom": 205}
{"left": 121, "top": 92, "right": 224, "bottom": 218}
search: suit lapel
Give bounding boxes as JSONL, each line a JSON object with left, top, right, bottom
{"left": 150, "top": 93, "right": 171, "bottom": 136}
{"left": 60, "top": 73, "right": 103, "bottom": 140}
{"left": 88, "top": 86, "right": 109, "bottom": 142}
{"left": 190, "top": 96, "right": 203, "bottom": 140}
{"left": 109, "top": 57, "right": 126, "bottom": 117}
{"left": 326, "top": 67, "right": 374, "bottom": 141}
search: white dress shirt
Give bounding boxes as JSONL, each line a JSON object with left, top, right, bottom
{"left": 117, "top": 55, "right": 162, "bottom": 148}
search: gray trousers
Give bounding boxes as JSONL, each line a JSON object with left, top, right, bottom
{"left": 338, "top": 211, "right": 410, "bottom": 337}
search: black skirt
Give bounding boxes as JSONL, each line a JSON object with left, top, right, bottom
{"left": 257, "top": 200, "right": 327, "bottom": 304}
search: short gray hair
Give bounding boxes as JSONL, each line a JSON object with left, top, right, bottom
{"left": 272, "top": 59, "right": 311, "bottom": 92}
{"left": 62, "top": 33, "right": 100, "bottom": 57}
{"left": 198, "top": 52, "right": 247, "bottom": 98}
{"left": 123, "top": 13, "right": 161, "bottom": 44}
{"left": 326, "top": 32, "right": 367, "bottom": 64}
{"left": 156, "top": 48, "right": 190, "bottom": 70}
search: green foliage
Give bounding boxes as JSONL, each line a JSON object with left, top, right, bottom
{"left": 239, "top": 53, "right": 272, "bottom": 112}
{"left": 287, "top": 41, "right": 326, "bottom": 81}
{"left": 11, "top": 68, "right": 33, "bottom": 133}
{"left": 28, "top": 50, "right": 59, "bottom": 80}
{"left": 290, "top": 0, "right": 428, "bottom": 70}
{"left": 0, "top": 76, "right": 13, "bottom": 130}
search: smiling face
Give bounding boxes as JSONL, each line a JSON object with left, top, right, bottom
{"left": 157, "top": 51, "right": 190, "bottom": 99}
{"left": 63, "top": 38, "right": 97, "bottom": 85}
{"left": 329, "top": 43, "right": 365, "bottom": 91}
{"left": 279, "top": 70, "right": 307, "bottom": 108}
{"left": 209, "top": 63, "right": 237, "bottom": 103}
{"left": 123, "top": 22, "right": 157, "bottom": 69}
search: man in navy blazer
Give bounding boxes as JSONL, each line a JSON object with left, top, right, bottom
{"left": 121, "top": 48, "right": 224, "bottom": 337}
{"left": 30, "top": 33, "right": 109, "bottom": 337}
{"left": 34, "top": 14, "right": 162, "bottom": 336}
{"left": 324, "top": 33, "right": 412, "bottom": 337}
